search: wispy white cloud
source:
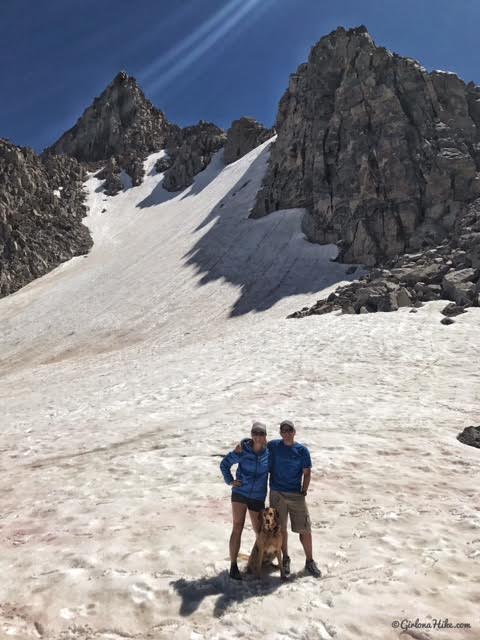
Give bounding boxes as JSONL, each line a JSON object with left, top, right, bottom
{"left": 139, "top": 0, "right": 273, "bottom": 95}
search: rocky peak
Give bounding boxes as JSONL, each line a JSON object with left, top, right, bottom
{"left": 45, "top": 73, "right": 228, "bottom": 195}
{"left": 252, "top": 26, "right": 480, "bottom": 266}
{"left": 45, "top": 71, "right": 170, "bottom": 163}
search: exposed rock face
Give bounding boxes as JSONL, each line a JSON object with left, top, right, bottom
{"left": 223, "top": 117, "right": 274, "bottom": 164}
{"left": 162, "top": 121, "right": 226, "bottom": 192}
{"left": 252, "top": 26, "right": 480, "bottom": 266}
{"left": 0, "top": 139, "right": 91, "bottom": 298}
{"left": 457, "top": 426, "right": 480, "bottom": 449}
{"left": 45, "top": 71, "right": 172, "bottom": 189}
{"left": 96, "top": 158, "right": 124, "bottom": 196}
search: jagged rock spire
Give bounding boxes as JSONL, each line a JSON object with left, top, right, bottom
{"left": 45, "top": 72, "right": 228, "bottom": 194}
{"left": 45, "top": 71, "right": 170, "bottom": 163}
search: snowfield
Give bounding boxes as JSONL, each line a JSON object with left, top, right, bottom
{"left": 0, "top": 140, "right": 479, "bottom": 640}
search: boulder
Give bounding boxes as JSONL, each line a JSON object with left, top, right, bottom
{"left": 390, "top": 262, "right": 449, "bottom": 285}
{"left": 441, "top": 303, "right": 468, "bottom": 317}
{"left": 395, "top": 287, "right": 412, "bottom": 307}
{"left": 441, "top": 268, "right": 477, "bottom": 305}
{"left": 457, "top": 426, "right": 480, "bottom": 449}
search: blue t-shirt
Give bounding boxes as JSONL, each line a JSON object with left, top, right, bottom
{"left": 268, "top": 439, "right": 312, "bottom": 493}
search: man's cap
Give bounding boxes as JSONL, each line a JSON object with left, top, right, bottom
{"left": 251, "top": 421, "right": 267, "bottom": 434}
{"left": 280, "top": 419, "right": 295, "bottom": 430}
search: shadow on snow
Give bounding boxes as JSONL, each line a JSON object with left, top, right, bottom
{"left": 171, "top": 570, "right": 297, "bottom": 618}
{"left": 182, "top": 145, "right": 359, "bottom": 317}
{"left": 137, "top": 152, "right": 226, "bottom": 208}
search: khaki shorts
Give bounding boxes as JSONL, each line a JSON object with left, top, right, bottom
{"left": 270, "top": 490, "right": 311, "bottom": 533}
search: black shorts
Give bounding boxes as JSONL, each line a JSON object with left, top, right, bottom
{"left": 231, "top": 493, "right": 265, "bottom": 512}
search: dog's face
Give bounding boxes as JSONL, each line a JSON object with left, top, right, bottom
{"left": 262, "top": 507, "right": 279, "bottom": 531}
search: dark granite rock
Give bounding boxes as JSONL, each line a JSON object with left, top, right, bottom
{"left": 457, "top": 425, "right": 480, "bottom": 449}
{"left": 96, "top": 158, "right": 124, "bottom": 196}
{"left": 0, "top": 138, "right": 92, "bottom": 298}
{"left": 441, "top": 302, "right": 468, "bottom": 317}
{"left": 224, "top": 117, "right": 274, "bottom": 164}
{"left": 154, "top": 155, "right": 173, "bottom": 174}
{"left": 442, "top": 268, "right": 477, "bottom": 305}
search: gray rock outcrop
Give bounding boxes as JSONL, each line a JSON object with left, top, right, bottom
{"left": 162, "top": 121, "right": 226, "bottom": 192}
{"left": 252, "top": 26, "right": 480, "bottom": 266}
{"left": 0, "top": 139, "right": 92, "bottom": 298}
{"left": 223, "top": 117, "right": 274, "bottom": 164}
{"left": 96, "top": 158, "right": 124, "bottom": 196}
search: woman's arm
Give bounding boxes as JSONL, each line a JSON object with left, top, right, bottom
{"left": 220, "top": 450, "right": 242, "bottom": 486}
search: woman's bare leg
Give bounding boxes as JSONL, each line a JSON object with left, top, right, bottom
{"left": 248, "top": 509, "right": 262, "bottom": 534}
{"left": 230, "top": 501, "right": 247, "bottom": 563}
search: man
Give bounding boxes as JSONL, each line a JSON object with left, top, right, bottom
{"left": 268, "top": 420, "right": 321, "bottom": 577}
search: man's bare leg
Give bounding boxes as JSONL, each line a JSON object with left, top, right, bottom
{"left": 299, "top": 530, "right": 313, "bottom": 561}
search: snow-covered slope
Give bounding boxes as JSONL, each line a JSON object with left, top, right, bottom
{"left": 0, "top": 141, "right": 479, "bottom": 640}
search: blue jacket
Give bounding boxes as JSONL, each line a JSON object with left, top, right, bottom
{"left": 220, "top": 438, "right": 269, "bottom": 502}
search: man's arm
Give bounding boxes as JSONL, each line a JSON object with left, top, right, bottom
{"left": 234, "top": 437, "right": 251, "bottom": 454}
{"left": 301, "top": 445, "right": 312, "bottom": 495}
{"left": 301, "top": 468, "right": 311, "bottom": 495}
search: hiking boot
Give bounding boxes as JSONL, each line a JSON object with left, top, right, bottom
{"left": 282, "top": 555, "right": 291, "bottom": 576}
{"left": 305, "top": 559, "right": 321, "bottom": 578}
{"left": 229, "top": 563, "right": 242, "bottom": 580}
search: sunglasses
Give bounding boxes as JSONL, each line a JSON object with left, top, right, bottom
{"left": 280, "top": 427, "right": 294, "bottom": 433}
{"left": 251, "top": 430, "right": 266, "bottom": 436}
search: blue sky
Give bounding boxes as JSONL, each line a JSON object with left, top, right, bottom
{"left": 1, "top": 0, "right": 480, "bottom": 152}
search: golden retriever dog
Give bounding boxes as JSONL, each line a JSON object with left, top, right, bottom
{"left": 247, "top": 507, "right": 286, "bottom": 579}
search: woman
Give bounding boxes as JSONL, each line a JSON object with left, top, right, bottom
{"left": 220, "top": 421, "right": 269, "bottom": 580}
